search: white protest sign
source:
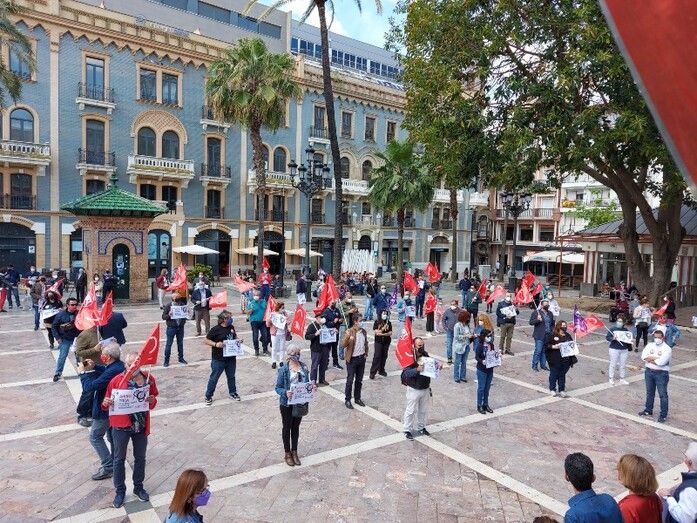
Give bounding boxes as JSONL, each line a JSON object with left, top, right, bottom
{"left": 288, "top": 382, "right": 316, "bottom": 405}
{"left": 223, "top": 339, "right": 244, "bottom": 357}
{"left": 692, "top": 316, "right": 697, "bottom": 327}
{"left": 271, "top": 313, "right": 287, "bottom": 330}
{"left": 614, "top": 331, "right": 634, "bottom": 344}
{"left": 170, "top": 305, "right": 189, "bottom": 319}
{"left": 549, "top": 302, "right": 561, "bottom": 317}
{"left": 319, "top": 327, "right": 337, "bottom": 345}
{"left": 297, "top": 293, "right": 306, "bottom": 304}
{"left": 421, "top": 357, "right": 440, "bottom": 379}
{"left": 109, "top": 385, "right": 150, "bottom": 415}
{"left": 40, "top": 308, "right": 60, "bottom": 322}
{"left": 485, "top": 349, "right": 502, "bottom": 368}
{"left": 405, "top": 305, "right": 416, "bottom": 318}
{"left": 559, "top": 341, "right": 579, "bottom": 357}
{"left": 500, "top": 305, "right": 517, "bottom": 318}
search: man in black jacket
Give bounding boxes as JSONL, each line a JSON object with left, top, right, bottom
{"left": 305, "top": 316, "right": 330, "bottom": 386}
{"left": 295, "top": 274, "right": 308, "bottom": 304}
{"left": 52, "top": 298, "right": 81, "bottom": 381}
{"left": 99, "top": 311, "right": 128, "bottom": 345}
{"left": 496, "top": 293, "right": 519, "bottom": 356}
{"left": 162, "top": 292, "right": 188, "bottom": 367}
{"left": 402, "top": 338, "right": 440, "bottom": 440}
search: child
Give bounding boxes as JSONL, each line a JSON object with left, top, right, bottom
{"left": 434, "top": 298, "right": 445, "bottom": 334}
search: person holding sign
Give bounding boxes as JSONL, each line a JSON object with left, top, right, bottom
{"left": 305, "top": 315, "right": 331, "bottom": 386}
{"left": 41, "top": 290, "right": 62, "bottom": 349}
{"left": 606, "top": 315, "right": 633, "bottom": 385}
{"left": 453, "top": 311, "right": 474, "bottom": 383}
{"left": 545, "top": 321, "right": 576, "bottom": 397}
{"left": 274, "top": 345, "right": 315, "bottom": 467}
{"left": 203, "top": 310, "right": 243, "bottom": 405}
{"left": 341, "top": 312, "right": 369, "bottom": 409}
{"left": 191, "top": 281, "right": 212, "bottom": 337}
{"left": 102, "top": 351, "right": 158, "bottom": 509}
{"left": 162, "top": 292, "right": 188, "bottom": 367}
{"left": 474, "top": 330, "right": 497, "bottom": 414}
{"left": 369, "top": 311, "right": 392, "bottom": 379}
{"left": 267, "top": 301, "right": 289, "bottom": 369}
{"left": 529, "top": 298, "right": 554, "bottom": 371}
{"left": 402, "top": 338, "right": 438, "bottom": 439}
{"left": 496, "top": 293, "right": 518, "bottom": 356}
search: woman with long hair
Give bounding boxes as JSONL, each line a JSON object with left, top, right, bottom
{"left": 474, "top": 312, "right": 495, "bottom": 344}
{"left": 266, "top": 300, "right": 289, "bottom": 369}
{"left": 616, "top": 454, "right": 662, "bottom": 523}
{"left": 545, "top": 320, "right": 575, "bottom": 397}
{"left": 165, "top": 469, "right": 210, "bottom": 523}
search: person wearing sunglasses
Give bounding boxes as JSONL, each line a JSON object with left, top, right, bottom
{"left": 52, "top": 298, "right": 81, "bottom": 382}
{"left": 165, "top": 469, "right": 210, "bottom": 523}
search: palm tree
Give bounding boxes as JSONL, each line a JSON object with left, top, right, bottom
{"left": 0, "top": 0, "right": 35, "bottom": 107}
{"left": 206, "top": 38, "right": 300, "bottom": 273}
{"left": 368, "top": 140, "right": 435, "bottom": 284}
{"left": 246, "top": 0, "right": 383, "bottom": 280}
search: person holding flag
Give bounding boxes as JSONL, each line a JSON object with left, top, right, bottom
{"left": 52, "top": 297, "right": 82, "bottom": 382}
{"left": 529, "top": 298, "right": 554, "bottom": 371}
{"left": 258, "top": 258, "right": 272, "bottom": 300}
{"left": 424, "top": 288, "right": 437, "bottom": 336}
{"left": 305, "top": 313, "right": 330, "bottom": 386}
{"left": 204, "top": 310, "right": 243, "bottom": 405}
{"left": 321, "top": 299, "right": 343, "bottom": 370}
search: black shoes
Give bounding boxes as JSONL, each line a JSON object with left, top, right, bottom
{"left": 378, "top": 371, "right": 388, "bottom": 377}
{"left": 484, "top": 405, "right": 493, "bottom": 413}
{"left": 477, "top": 407, "right": 486, "bottom": 414}
{"left": 113, "top": 492, "right": 125, "bottom": 508}
{"left": 405, "top": 431, "right": 414, "bottom": 440}
{"left": 178, "top": 359, "right": 188, "bottom": 365}
{"left": 355, "top": 399, "right": 365, "bottom": 407}
{"left": 133, "top": 488, "right": 150, "bottom": 502}
{"left": 319, "top": 381, "right": 330, "bottom": 386}
{"left": 52, "top": 374, "right": 61, "bottom": 382}
{"left": 230, "top": 393, "right": 241, "bottom": 401}
{"left": 163, "top": 361, "right": 170, "bottom": 368}
{"left": 345, "top": 400, "right": 354, "bottom": 409}
{"left": 272, "top": 362, "right": 277, "bottom": 369}
{"left": 420, "top": 428, "right": 431, "bottom": 436}
{"left": 333, "top": 363, "right": 343, "bottom": 370}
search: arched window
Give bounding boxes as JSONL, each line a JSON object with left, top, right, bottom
{"left": 137, "top": 127, "right": 156, "bottom": 156}
{"left": 340, "top": 156, "right": 350, "bottom": 179}
{"left": 10, "top": 108, "right": 34, "bottom": 142}
{"left": 161, "top": 130, "right": 180, "bottom": 159}
{"left": 362, "top": 160, "right": 373, "bottom": 181}
{"left": 273, "top": 147, "right": 286, "bottom": 173}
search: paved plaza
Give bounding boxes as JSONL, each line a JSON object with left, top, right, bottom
{"left": 0, "top": 290, "right": 695, "bottom": 522}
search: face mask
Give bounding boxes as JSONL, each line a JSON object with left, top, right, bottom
{"left": 94, "top": 277, "right": 99, "bottom": 281}
{"left": 415, "top": 346, "right": 424, "bottom": 354}
{"left": 654, "top": 338, "right": 663, "bottom": 345}
{"left": 319, "top": 318, "right": 326, "bottom": 325}
{"left": 380, "top": 288, "right": 386, "bottom": 293}
{"left": 381, "top": 313, "right": 387, "bottom": 320}
{"left": 505, "top": 297, "right": 511, "bottom": 302}
{"left": 450, "top": 305, "right": 457, "bottom": 310}
{"left": 542, "top": 305, "right": 550, "bottom": 310}
{"left": 405, "top": 295, "right": 410, "bottom": 300}
{"left": 561, "top": 326, "right": 567, "bottom": 331}
{"left": 289, "top": 353, "right": 301, "bottom": 362}
{"left": 485, "top": 336, "right": 492, "bottom": 342}
{"left": 226, "top": 318, "right": 234, "bottom": 327}
{"left": 478, "top": 321, "right": 484, "bottom": 326}
{"left": 253, "top": 295, "right": 260, "bottom": 301}
{"left": 346, "top": 299, "right": 352, "bottom": 303}
{"left": 100, "top": 354, "right": 110, "bottom": 364}
{"left": 616, "top": 321, "right": 624, "bottom": 327}
{"left": 193, "top": 489, "right": 211, "bottom": 507}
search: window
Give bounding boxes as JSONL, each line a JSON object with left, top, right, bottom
{"left": 162, "top": 0, "right": 188, "bottom": 8}
{"left": 273, "top": 147, "right": 286, "bottom": 173}
{"left": 311, "top": 198, "right": 322, "bottom": 214}
{"left": 364, "top": 117, "right": 375, "bottom": 141}
{"left": 85, "top": 57, "right": 104, "bottom": 93}
{"left": 161, "top": 131, "right": 180, "bottom": 159}
{"left": 162, "top": 73, "right": 178, "bottom": 105}
{"left": 361, "top": 160, "right": 372, "bottom": 181}
{"left": 197, "top": 1, "right": 230, "bottom": 22}
{"left": 505, "top": 225, "right": 514, "bottom": 241}
{"left": 140, "top": 184, "right": 156, "bottom": 200}
{"left": 313, "top": 152, "right": 324, "bottom": 165}
{"left": 519, "top": 225, "right": 533, "bottom": 241}
{"left": 539, "top": 227, "right": 555, "bottom": 242}
{"left": 137, "top": 127, "right": 156, "bottom": 156}
{"left": 370, "top": 61, "right": 381, "bottom": 75}
{"left": 340, "top": 157, "right": 350, "bottom": 179}
{"left": 206, "top": 137, "right": 221, "bottom": 168}
{"left": 432, "top": 208, "right": 440, "bottom": 221}
{"left": 86, "top": 179, "right": 105, "bottom": 194}
{"left": 162, "top": 185, "right": 178, "bottom": 204}
{"left": 387, "top": 121, "right": 397, "bottom": 142}
{"left": 313, "top": 105, "right": 325, "bottom": 130}
{"left": 148, "top": 230, "right": 171, "bottom": 278}
{"left": 442, "top": 208, "right": 450, "bottom": 221}
{"left": 361, "top": 202, "right": 371, "bottom": 215}
{"left": 85, "top": 119, "right": 105, "bottom": 164}
{"left": 272, "top": 195, "right": 285, "bottom": 217}
{"left": 139, "top": 68, "right": 156, "bottom": 101}
{"left": 10, "top": 173, "right": 32, "bottom": 209}
{"left": 341, "top": 111, "right": 352, "bottom": 138}
{"left": 291, "top": 38, "right": 299, "bottom": 54}
{"left": 9, "top": 108, "right": 34, "bottom": 142}
{"left": 9, "top": 47, "right": 31, "bottom": 80}
{"left": 262, "top": 145, "right": 269, "bottom": 169}
{"left": 238, "top": 15, "right": 258, "bottom": 32}
{"left": 206, "top": 189, "right": 221, "bottom": 218}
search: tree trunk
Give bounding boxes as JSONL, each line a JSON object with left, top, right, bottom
{"left": 449, "top": 186, "right": 459, "bottom": 282}
{"left": 317, "top": 1, "right": 343, "bottom": 281}
{"left": 250, "top": 122, "right": 266, "bottom": 274}
{"left": 499, "top": 211, "right": 508, "bottom": 281}
{"left": 397, "top": 208, "right": 405, "bottom": 289}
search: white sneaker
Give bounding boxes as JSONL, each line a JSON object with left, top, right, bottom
{"left": 609, "top": 379, "right": 615, "bottom": 385}
{"left": 427, "top": 333, "right": 433, "bottom": 337}
{"left": 549, "top": 390, "right": 557, "bottom": 396}
{"left": 619, "top": 379, "right": 630, "bottom": 385}
{"left": 559, "top": 391, "right": 568, "bottom": 398}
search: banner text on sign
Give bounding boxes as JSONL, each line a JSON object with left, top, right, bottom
{"left": 288, "top": 382, "right": 315, "bottom": 405}
{"left": 223, "top": 339, "right": 244, "bottom": 357}
{"left": 170, "top": 305, "right": 189, "bottom": 319}
{"left": 559, "top": 341, "right": 579, "bottom": 357}
{"left": 110, "top": 385, "right": 150, "bottom": 415}
{"left": 319, "top": 327, "right": 337, "bottom": 345}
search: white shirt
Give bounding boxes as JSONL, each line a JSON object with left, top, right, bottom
{"left": 641, "top": 341, "right": 672, "bottom": 371}
{"left": 353, "top": 331, "right": 366, "bottom": 357}
{"left": 666, "top": 486, "right": 697, "bottom": 523}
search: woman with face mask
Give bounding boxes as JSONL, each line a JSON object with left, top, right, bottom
{"left": 275, "top": 345, "right": 315, "bottom": 467}
{"left": 453, "top": 311, "right": 473, "bottom": 383}
{"left": 267, "top": 301, "right": 289, "bottom": 369}
{"left": 474, "top": 313, "right": 495, "bottom": 343}
{"left": 424, "top": 288, "right": 437, "bottom": 336}
{"left": 203, "top": 310, "right": 243, "bottom": 405}
{"left": 474, "top": 329, "right": 498, "bottom": 414}
{"left": 165, "top": 469, "right": 210, "bottom": 523}
{"left": 92, "top": 273, "right": 103, "bottom": 306}
{"left": 606, "top": 314, "right": 633, "bottom": 385}
{"left": 544, "top": 320, "right": 575, "bottom": 397}
{"left": 370, "top": 310, "right": 393, "bottom": 379}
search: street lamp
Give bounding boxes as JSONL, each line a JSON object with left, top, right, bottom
{"left": 500, "top": 190, "right": 533, "bottom": 291}
{"left": 289, "top": 146, "right": 330, "bottom": 280}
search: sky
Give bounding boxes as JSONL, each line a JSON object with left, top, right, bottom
{"left": 264, "top": 0, "right": 399, "bottom": 49}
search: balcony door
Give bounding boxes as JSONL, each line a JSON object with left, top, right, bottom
{"left": 207, "top": 137, "right": 221, "bottom": 172}
{"left": 313, "top": 105, "right": 325, "bottom": 130}
{"left": 10, "top": 173, "right": 32, "bottom": 209}
{"left": 86, "top": 119, "right": 105, "bottom": 164}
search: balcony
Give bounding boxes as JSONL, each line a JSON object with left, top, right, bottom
{"left": 77, "top": 148, "right": 116, "bottom": 175}
{"left": 432, "top": 219, "right": 453, "bottom": 230}
{"left": 495, "top": 208, "right": 555, "bottom": 219}
{"left": 433, "top": 188, "right": 465, "bottom": 203}
{"left": 308, "top": 126, "right": 330, "bottom": 145}
{"left": 76, "top": 82, "right": 116, "bottom": 113}
{"left": 200, "top": 105, "right": 230, "bottom": 132}
{"left": 468, "top": 191, "right": 489, "bottom": 208}
{"left": 0, "top": 140, "right": 50, "bottom": 175}
{"left": 324, "top": 178, "right": 370, "bottom": 196}
{"left": 246, "top": 168, "right": 293, "bottom": 192}
{"left": 341, "top": 213, "right": 351, "bottom": 225}
{"left": 0, "top": 194, "right": 36, "bottom": 210}
{"left": 205, "top": 206, "right": 224, "bottom": 219}
{"left": 200, "top": 163, "right": 231, "bottom": 186}
{"left": 382, "top": 216, "right": 415, "bottom": 228}
{"left": 127, "top": 155, "right": 195, "bottom": 187}
{"left": 311, "top": 212, "right": 325, "bottom": 224}
{"left": 255, "top": 209, "right": 287, "bottom": 222}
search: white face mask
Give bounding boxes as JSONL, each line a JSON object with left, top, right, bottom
{"left": 319, "top": 318, "right": 326, "bottom": 325}
{"left": 505, "top": 297, "right": 511, "bottom": 302}
{"left": 654, "top": 338, "right": 663, "bottom": 345}
{"left": 450, "top": 305, "right": 457, "bottom": 310}
{"left": 381, "top": 313, "right": 388, "bottom": 320}
{"left": 478, "top": 321, "right": 484, "bottom": 326}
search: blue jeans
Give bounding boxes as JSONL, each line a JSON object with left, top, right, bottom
{"left": 54, "top": 338, "right": 73, "bottom": 376}
{"left": 476, "top": 368, "right": 493, "bottom": 407}
{"left": 32, "top": 304, "right": 40, "bottom": 329}
{"left": 164, "top": 323, "right": 185, "bottom": 362}
{"left": 338, "top": 325, "right": 347, "bottom": 360}
{"left": 260, "top": 284, "right": 270, "bottom": 301}
{"left": 205, "top": 358, "right": 237, "bottom": 398}
{"left": 446, "top": 330, "right": 454, "bottom": 360}
{"left": 89, "top": 417, "right": 113, "bottom": 471}
{"left": 112, "top": 428, "right": 147, "bottom": 496}
{"left": 532, "top": 338, "right": 548, "bottom": 369}
{"left": 365, "top": 296, "right": 375, "bottom": 321}
{"left": 250, "top": 320, "right": 269, "bottom": 353}
{"left": 415, "top": 295, "right": 425, "bottom": 317}
{"left": 549, "top": 362, "right": 571, "bottom": 392}
{"left": 453, "top": 346, "right": 469, "bottom": 381}
{"left": 8, "top": 286, "right": 20, "bottom": 308}
{"left": 644, "top": 369, "right": 669, "bottom": 418}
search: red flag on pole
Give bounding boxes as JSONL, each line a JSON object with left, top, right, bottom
{"left": 477, "top": 279, "right": 488, "bottom": 300}
{"left": 166, "top": 264, "right": 188, "bottom": 292}
{"left": 486, "top": 285, "right": 506, "bottom": 304}
{"left": 313, "top": 274, "right": 340, "bottom": 315}
{"left": 75, "top": 284, "right": 100, "bottom": 330}
{"left": 0, "top": 288, "right": 6, "bottom": 310}
{"left": 47, "top": 278, "right": 64, "bottom": 301}
{"left": 262, "top": 256, "right": 270, "bottom": 270}
{"left": 97, "top": 292, "right": 113, "bottom": 327}
{"left": 118, "top": 323, "right": 160, "bottom": 387}
{"left": 653, "top": 301, "right": 669, "bottom": 317}
{"left": 514, "top": 284, "right": 533, "bottom": 305}
{"left": 208, "top": 290, "right": 228, "bottom": 309}
{"left": 403, "top": 272, "right": 418, "bottom": 294}
{"left": 522, "top": 271, "right": 535, "bottom": 289}
{"left": 532, "top": 283, "right": 543, "bottom": 296}
{"left": 395, "top": 317, "right": 416, "bottom": 368}
{"left": 290, "top": 305, "right": 307, "bottom": 337}
{"left": 576, "top": 314, "right": 605, "bottom": 338}
{"left": 264, "top": 295, "right": 277, "bottom": 322}
{"left": 424, "top": 262, "right": 441, "bottom": 283}
{"left": 325, "top": 274, "right": 339, "bottom": 303}
{"left": 234, "top": 274, "right": 255, "bottom": 293}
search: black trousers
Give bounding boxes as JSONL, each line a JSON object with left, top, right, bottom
{"left": 280, "top": 405, "right": 301, "bottom": 452}
{"left": 330, "top": 342, "right": 339, "bottom": 365}
{"left": 370, "top": 340, "right": 390, "bottom": 377}
{"left": 426, "top": 312, "right": 434, "bottom": 332}
{"left": 310, "top": 346, "right": 329, "bottom": 383}
{"left": 636, "top": 324, "right": 649, "bottom": 348}
{"left": 345, "top": 354, "right": 366, "bottom": 402}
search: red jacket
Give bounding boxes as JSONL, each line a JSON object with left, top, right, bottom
{"left": 258, "top": 272, "right": 272, "bottom": 286}
{"left": 103, "top": 371, "right": 159, "bottom": 436}
{"left": 155, "top": 276, "right": 168, "bottom": 290}
{"left": 424, "top": 294, "right": 437, "bottom": 315}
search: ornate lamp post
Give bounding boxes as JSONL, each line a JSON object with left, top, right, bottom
{"left": 289, "top": 146, "right": 330, "bottom": 279}
{"left": 500, "top": 190, "right": 532, "bottom": 291}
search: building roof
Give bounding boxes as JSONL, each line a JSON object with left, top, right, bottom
{"left": 574, "top": 204, "right": 697, "bottom": 237}
{"left": 61, "top": 175, "right": 166, "bottom": 218}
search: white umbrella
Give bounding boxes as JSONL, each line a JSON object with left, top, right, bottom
{"left": 173, "top": 245, "right": 219, "bottom": 255}
{"left": 235, "top": 247, "right": 279, "bottom": 256}
{"left": 285, "top": 248, "right": 323, "bottom": 257}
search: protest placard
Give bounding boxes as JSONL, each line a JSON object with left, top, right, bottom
{"left": 297, "top": 293, "right": 306, "bottom": 304}
{"left": 485, "top": 349, "right": 502, "bottom": 368}
{"left": 692, "top": 316, "right": 697, "bottom": 328}
{"left": 405, "top": 305, "right": 416, "bottom": 318}
{"left": 559, "top": 341, "right": 580, "bottom": 357}
{"left": 614, "top": 331, "right": 634, "bottom": 344}
{"left": 549, "top": 302, "right": 561, "bottom": 317}
{"left": 421, "top": 357, "right": 440, "bottom": 379}
{"left": 170, "top": 305, "right": 189, "bottom": 320}
{"left": 288, "top": 382, "right": 316, "bottom": 405}
{"left": 319, "top": 327, "right": 337, "bottom": 345}
{"left": 223, "top": 339, "right": 244, "bottom": 357}
{"left": 109, "top": 385, "right": 150, "bottom": 415}
{"left": 40, "top": 308, "right": 60, "bottom": 322}
{"left": 500, "top": 305, "right": 517, "bottom": 318}
{"left": 271, "top": 313, "right": 287, "bottom": 330}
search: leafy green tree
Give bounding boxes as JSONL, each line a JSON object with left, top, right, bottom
{"left": 0, "top": 0, "right": 35, "bottom": 107}
{"left": 247, "top": 0, "right": 383, "bottom": 280}
{"left": 572, "top": 189, "right": 622, "bottom": 229}
{"left": 206, "top": 38, "right": 300, "bottom": 272}
{"left": 391, "top": 0, "right": 688, "bottom": 302}
{"left": 368, "top": 140, "right": 435, "bottom": 283}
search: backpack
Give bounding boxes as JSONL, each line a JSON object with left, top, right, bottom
{"left": 400, "top": 368, "right": 409, "bottom": 386}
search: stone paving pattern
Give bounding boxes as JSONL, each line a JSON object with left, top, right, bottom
{"left": 0, "top": 290, "right": 695, "bottom": 522}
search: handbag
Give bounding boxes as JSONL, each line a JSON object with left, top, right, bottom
{"left": 292, "top": 402, "right": 309, "bottom": 417}
{"left": 285, "top": 330, "right": 293, "bottom": 341}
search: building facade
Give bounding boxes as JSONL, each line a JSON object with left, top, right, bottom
{"left": 0, "top": 0, "right": 489, "bottom": 281}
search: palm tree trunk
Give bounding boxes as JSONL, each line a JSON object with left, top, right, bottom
{"left": 317, "top": 1, "right": 343, "bottom": 281}
{"left": 449, "top": 187, "right": 459, "bottom": 282}
{"left": 250, "top": 122, "right": 266, "bottom": 273}
{"left": 397, "top": 208, "right": 405, "bottom": 287}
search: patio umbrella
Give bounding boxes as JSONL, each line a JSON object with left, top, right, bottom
{"left": 235, "top": 247, "right": 279, "bottom": 256}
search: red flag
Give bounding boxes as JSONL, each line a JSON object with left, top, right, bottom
{"left": 576, "top": 314, "right": 605, "bottom": 338}
{"left": 47, "top": 278, "right": 64, "bottom": 301}
{"left": 425, "top": 262, "right": 441, "bottom": 283}
{"left": 264, "top": 295, "right": 277, "bottom": 322}
{"left": 403, "top": 272, "right": 418, "bottom": 294}
{"left": 262, "top": 256, "right": 270, "bottom": 270}
{"left": 532, "top": 283, "right": 543, "bottom": 296}
{"left": 83, "top": 283, "right": 97, "bottom": 309}
{"left": 424, "top": 293, "right": 437, "bottom": 315}
{"left": 209, "top": 290, "right": 227, "bottom": 309}
{"left": 290, "top": 305, "right": 307, "bottom": 337}
{"left": 486, "top": 284, "right": 506, "bottom": 304}
{"left": 234, "top": 274, "right": 255, "bottom": 293}
{"left": 522, "top": 271, "right": 535, "bottom": 289}
{"left": 166, "top": 264, "right": 188, "bottom": 292}
{"left": 325, "top": 274, "right": 339, "bottom": 303}
{"left": 395, "top": 317, "right": 416, "bottom": 368}
{"left": 97, "top": 292, "right": 113, "bottom": 327}
{"left": 0, "top": 288, "right": 6, "bottom": 310}
{"left": 313, "top": 274, "right": 339, "bottom": 316}
{"left": 119, "top": 323, "right": 160, "bottom": 386}
{"left": 75, "top": 287, "right": 100, "bottom": 331}
{"left": 514, "top": 284, "right": 533, "bottom": 305}
{"left": 653, "top": 302, "right": 669, "bottom": 317}
{"left": 477, "top": 279, "right": 488, "bottom": 300}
